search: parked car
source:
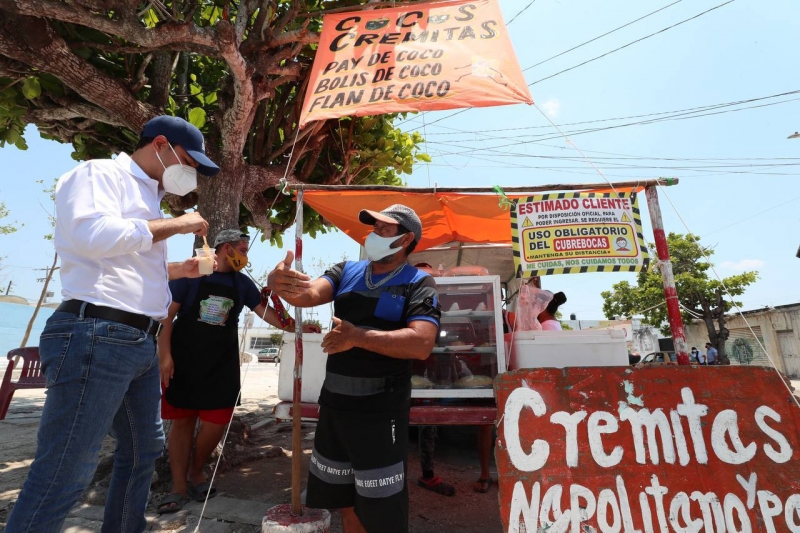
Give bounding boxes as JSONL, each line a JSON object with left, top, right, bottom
{"left": 257, "top": 347, "right": 281, "bottom": 363}
{"left": 628, "top": 350, "right": 641, "bottom": 366}
{"left": 636, "top": 351, "right": 684, "bottom": 367}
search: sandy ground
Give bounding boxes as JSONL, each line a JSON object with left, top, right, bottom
{"left": 0, "top": 362, "right": 503, "bottom": 532}
{"left": 4, "top": 364, "right": 800, "bottom": 532}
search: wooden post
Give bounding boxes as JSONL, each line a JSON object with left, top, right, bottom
{"left": 291, "top": 191, "right": 305, "bottom": 516}
{"left": 20, "top": 252, "right": 58, "bottom": 348}
{"left": 644, "top": 185, "right": 690, "bottom": 365}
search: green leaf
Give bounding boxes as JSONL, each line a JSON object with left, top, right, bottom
{"left": 21, "top": 78, "right": 41, "bottom": 100}
{"left": 187, "top": 107, "right": 207, "bottom": 129}
{"left": 143, "top": 9, "right": 159, "bottom": 28}
{"left": 415, "top": 153, "right": 432, "bottom": 163}
{"left": 5, "top": 128, "right": 19, "bottom": 144}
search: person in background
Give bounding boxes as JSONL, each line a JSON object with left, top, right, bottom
{"left": 538, "top": 291, "right": 567, "bottom": 331}
{"left": 690, "top": 346, "right": 703, "bottom": 364}
{"left": 8, "top": 115, "right": 218, "bottom": 533}
{"left": 411, "top": 262, "right": 456, "bottom": 497}
{"left": 705, "top": 342, "right": 718, "bottom": 365}
{"left": 157, "top": 229, "right": 320, "bottom": 513}
{"left": 416, "top": 426, "right": 456, "bottom": 496}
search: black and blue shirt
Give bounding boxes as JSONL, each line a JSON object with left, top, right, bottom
{"left": 320, "top": 260, "right": 440, "bottom": 412}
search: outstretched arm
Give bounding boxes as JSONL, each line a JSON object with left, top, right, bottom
{"left": 267, "top": 251, "right": 334, "bottom": 308}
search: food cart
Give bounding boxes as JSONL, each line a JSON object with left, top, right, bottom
{"left": 271, "top": 178, "right": 691, "bottom": 513}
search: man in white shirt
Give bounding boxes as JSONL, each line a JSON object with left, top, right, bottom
{"left": 8, "top": 115, "right": 219, "bottom": 533}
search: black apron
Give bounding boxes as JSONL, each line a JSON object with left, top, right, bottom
{"left": 165, "top": 274, "right": 241, "bottom": 410}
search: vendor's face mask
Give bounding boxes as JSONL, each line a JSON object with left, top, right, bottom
{"left": 364, "top": 232, "right": 404, "bottom": 262}
{"left": 225, "top": 243, "right": 249, "bottom": 271}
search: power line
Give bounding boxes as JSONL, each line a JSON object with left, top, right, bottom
{"left": 420, "top": 94, "right": 800, "bottom": 154}
{"left": 507, "top": 0, "right": 538, "bottom": 26}
{"left": 424, "top": 143, "right": 800, "bottom": 178}
{"left": 527, "top": 0, "right": 736, "bottom": 87}
{"left": 420, "top": 89, "right": 800, "bottom": 136}
{"left": 522, "top": 0, "right": 683, "bottom": 72}
{"left": 701, "top": 195, "right": 800, "bottom": 237}
{"left": 398, "top": 0, "right": 735, "bottom": 130}
{"left": 395, "top": 0, "right": 538, "bottom": 128}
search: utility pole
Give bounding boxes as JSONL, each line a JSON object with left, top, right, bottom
{"left": 4, "top": 280, "right": 11, "bottom": 295}
{"left": 21, "top": 254, "right": 59, "bottom": 348}
{"left": 791, "top": 133, "right": 799, "bottom": 256}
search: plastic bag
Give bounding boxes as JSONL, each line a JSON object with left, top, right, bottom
{"left": 515, "top": 286, "right": 554, "bottom": 332}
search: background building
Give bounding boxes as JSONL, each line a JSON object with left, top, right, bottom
{"left": 685, "top": 303, "right": 800, "bottom": 377}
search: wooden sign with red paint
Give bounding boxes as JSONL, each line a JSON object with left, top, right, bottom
{"left": 494, "top": 366, "right": 800, "bottom": 532}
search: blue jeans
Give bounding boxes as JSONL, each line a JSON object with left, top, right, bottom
{"left": 7, "top": 309, "right": 165, "bottom": 533}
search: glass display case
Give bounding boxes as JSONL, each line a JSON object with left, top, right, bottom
{"left": 411, "top": 276, "right": 506, "bottom": 398}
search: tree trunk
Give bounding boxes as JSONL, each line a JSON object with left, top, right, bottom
{"left": 714, "top": 288, "right": 730, "bottom": 365}
{"left": 195, "top": 159, "right": 246, "bottom": 249}
{"left": 697, "top": 292, "right": 718, "bottom": 346}
{"left": 20, "top": 251, "right": 58, "bottom": 348}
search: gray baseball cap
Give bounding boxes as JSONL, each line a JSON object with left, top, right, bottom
{"left": 359, "top": 204, "right": 422, "bottom": 243}
{"left": 213, "top": 229, "right": 250, "bottom": 247}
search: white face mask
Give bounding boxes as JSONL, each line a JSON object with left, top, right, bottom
{"left": 364, "top": 232, "right": 404, "bottom": 261}
{"left": 155, "top": 143, "right": 198, "bottom": 196}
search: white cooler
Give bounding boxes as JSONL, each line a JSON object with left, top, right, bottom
{"left": 277, "top": 333, "right": 328, "bottom": 403}
{"left": 507, "top": 329, "right": 628, "bottom": 370}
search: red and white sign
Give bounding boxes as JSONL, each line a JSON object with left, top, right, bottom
{"left": 299, "top": 0, "right": 532, "bottom": 127}
{"left": 494, "top": 367, "right": 800, "bottom": 532}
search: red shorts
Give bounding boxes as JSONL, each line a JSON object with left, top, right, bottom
{"left": 161, "top": 396, "right": 235, "bottom": 425}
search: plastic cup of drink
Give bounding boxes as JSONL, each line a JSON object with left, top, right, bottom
{"left": 195, "top": 248, "right": 215, "bottom": 275}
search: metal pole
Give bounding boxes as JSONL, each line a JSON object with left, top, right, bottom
{"left": 291, "top": 191, "right": 305, "bottom": 516}
{"left": 644, "top": 185, "right": 690, "bottom": 365}
{"left": 286, "top": 177, "right": 678, "bottom": 194}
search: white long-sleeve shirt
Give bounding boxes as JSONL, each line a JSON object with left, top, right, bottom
{"left": 54, "top": 152, "right": 171, "bottom": 320}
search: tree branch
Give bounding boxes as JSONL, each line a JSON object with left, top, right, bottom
{"left": 147, "top": 51, "right": 174, "bottom": 109}
{"left": 266, "top": 120, "right": 320, "bottom": 162}
{"left": 1, "top": 0, "right": 219, "bottom": 51}
{"left": 0, "top": 55, "right": 30, "bottom": 78}
{"left": 0, "top": 12, "right": 156, "bottom": 131}
{"left": 243, "top": 163, "right": 299, "bottom": 194}
{"left": 25, "top": 102, "right": 125, "bottom": 127}
{"left": 129, "top": 52, "right": 153, "bottom": 93}
{"left": 242, "top": 191, "right": 274, "bottom": 237}
{"left": 216, "top": 20, "right": 256, "bottom": 158}
{"left": 163, "top": 191, "right": 199, "bottom": 214}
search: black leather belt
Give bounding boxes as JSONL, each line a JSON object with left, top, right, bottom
{"left": 57, "top": 300, "right": 162, "bottom": 337}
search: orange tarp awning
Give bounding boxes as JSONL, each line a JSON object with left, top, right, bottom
{"left": 300, "top": 187, "right": 643, "bottom": 252}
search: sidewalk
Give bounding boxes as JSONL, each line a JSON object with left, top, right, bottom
{"left": 0, "top": 363, "right": 504, "bottom": 533}
{"left": 0, "top": 387, "right": 271, "bottom": 533}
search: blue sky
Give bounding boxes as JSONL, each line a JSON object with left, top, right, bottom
{"left": 0, "top": 0, "right": 798, "bottom": 327}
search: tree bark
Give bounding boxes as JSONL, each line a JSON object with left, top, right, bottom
{"left": 195, "top": 158, "right": 246, "bottom": 246}
{"left": 0, "top": 12, "right": 156, "bottom": 131}
{"left": 714, "top": 288, "right": 730, "bottom": 365}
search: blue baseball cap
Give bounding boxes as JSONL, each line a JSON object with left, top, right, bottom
{"left": 141, "top": 115, "right": 220, "bottom": 176}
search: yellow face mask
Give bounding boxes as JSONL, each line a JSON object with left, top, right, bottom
{"left": 225, "top": 245, "right": 249, "bottom": 272}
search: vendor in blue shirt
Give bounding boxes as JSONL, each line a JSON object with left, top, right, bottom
{"left": 156, "top": 229, "right": 319, "bottom": 513}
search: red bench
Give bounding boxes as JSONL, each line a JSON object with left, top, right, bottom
{"left": 0, "top": 347, "right": 45, "bottom": 420}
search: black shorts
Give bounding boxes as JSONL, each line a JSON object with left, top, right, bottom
{"left": 306, "top": 404, "right": 409, "bottom": 533}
